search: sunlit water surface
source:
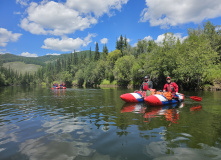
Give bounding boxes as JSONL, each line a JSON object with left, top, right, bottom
{"left": 0, "top": 86, "right": 221, "bottom": 160}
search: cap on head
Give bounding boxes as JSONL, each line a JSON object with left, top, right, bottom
{"left": 166, "top": 76, "right": 171, "bottom": 80}
{"left": 144, "top": 76, "right": 148, "bottom": 79}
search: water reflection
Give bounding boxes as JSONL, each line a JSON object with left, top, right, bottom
{"left": 121, "top": 102, "right": 185, "bottom": 126}
{"left": 121, "top": 103, "right": 146, "bottom": 114}
{"left": 190, "top": 105, "right": 202, "bottom": 112}
{"left": 52, "top": 88, "right": 66, "bottom": 97}
{"left": 0, "top": 86, "right": 221, "bottom": 160}
{"left": 19, "top": 136, "right": 95, "bottom": 160}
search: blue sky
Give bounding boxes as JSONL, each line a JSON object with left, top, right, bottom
{"left": 0, "top": 0, "right": 221, "bottom": 57}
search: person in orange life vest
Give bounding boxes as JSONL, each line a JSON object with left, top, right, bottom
{"left": 140, "top": 76, "right": 153, "bottom": 91}
{"left": 163, "top": 76, "right": 179, "bottom": 98}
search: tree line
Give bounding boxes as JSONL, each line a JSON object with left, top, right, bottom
{"left": 0, "top": 21, "right": 221, "bottom": 90}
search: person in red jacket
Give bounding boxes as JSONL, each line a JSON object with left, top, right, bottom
{"left": 140, "top": 76, "right": 153, "bottom": 91}
{"left": 163, "top": 76, "right": 178, "bottom": 97}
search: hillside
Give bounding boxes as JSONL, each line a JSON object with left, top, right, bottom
{"left": 0, "top": 51, "right": 95, "bottom": 74}
{"left": 2, "top": 62, "right": 41, "bottom": 74}
{"left": 0, "top": 53, "right": 61, "bottom": 66}
{"left": 0, "top": 51, "right": 95, "bottom": 66}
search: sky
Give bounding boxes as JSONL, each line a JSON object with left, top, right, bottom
{"left": 0, "top": 0, "right": 221, "bottom": 57}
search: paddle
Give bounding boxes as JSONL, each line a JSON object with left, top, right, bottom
{"left": 185, "top": 95, "right": 202, "bottom": 101}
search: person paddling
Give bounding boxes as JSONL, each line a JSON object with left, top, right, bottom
{"left": 163, "top": 76, "right": 179, "bottom": 99}
{"left": 140, "top": 76, "right": 153, "bottom": 97}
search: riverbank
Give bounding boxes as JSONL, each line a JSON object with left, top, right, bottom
{"left": 205, "top": 81, "right": 221, "bottom": 91}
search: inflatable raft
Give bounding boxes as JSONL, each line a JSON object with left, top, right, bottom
{"left": 52, "top": 86, "right": 66, "bottom": 89}
{"left": 120, "top": 91, "right": 145, "bottom": 103}
{"left": 144, "top": 93, "right": 184, "bottom": 106}
{"left": 120, "top": 89, "right": 155, "bottom": 103}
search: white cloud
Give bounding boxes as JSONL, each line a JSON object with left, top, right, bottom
{"left": 126, "top": 38, "right": 131, "bottom": 43}
{"left": 133, "top": 33, "right": 186, "bottom": 47}
{"left": 16, "top": 0, "right": 29, "bottom": 6}
{"left": 20, "top": 1, "right": 97, "bottom": 35}
{"left": 0, "top": 28, "right": 22, "bottom": 47}
{"left": 66, "top": 0, "right": 129, "bottom": 17}
{"left": 155, "top": 33, "right": 188, "bottom": 44}
{"left": 100, "top": 38, "right": 108, "bottom": 44}
{"left": 42, "top": 33, "right": 97, "bottom": 52}
{"left": 132, "top": 42, "right": 137, "bottom": 47}
{"left": 13, "top": 11, "right": 21, "bottom": 15}
{"left": 21, "top": 52, "right": 38, "bottom": 57}
{"left": 140, "top": 0, "right": 221, "bottom": 28}
{"left": 144, "top": 36, "right": 153, "bottom": 41}
{"left": 20, "top": 0, "right": 128, "bottom": 36}
{"left": 46, "top": 53, "right": 61, "bottom": 56}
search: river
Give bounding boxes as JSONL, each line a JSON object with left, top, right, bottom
{"left": 0, "top": 86, "right": 221, "bottom": 160}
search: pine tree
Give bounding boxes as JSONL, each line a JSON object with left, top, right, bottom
{"left": 116, "top": 38, "right": 120, "bottom": 50}
{"left": 102, "top": 44, "right": 108, "bottom": 60}
{"left": 119, "top": 35, "right": 124, "bottom": 55}
{"left": 73, "top": 50, "right": 78, "bottom": 65}
{"left": 124, "top": 35, "right": 128, "bottom": 49}
{"left": 89, "top": 47, "right": 92, "bottom": 60}
{"left": 94, "top": 42, "right": 100, "bottom": 61}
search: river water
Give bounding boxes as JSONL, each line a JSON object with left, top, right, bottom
{"left": 0, "top": 86, "right": 221, "bottom": 160}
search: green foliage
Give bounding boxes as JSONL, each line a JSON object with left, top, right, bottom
{"left": 100, "top": 79, "right": 117, "bottom": 85}
{"left": 1, "top": 21, "right": 220, "bottom": 90}
{"left": 91, "top": 60, "right": 107, "bottom": 85}
{"left": 102, "top": 44, "right": 108, "bottom": 60}
{"left": 94, "top": 42, "right": 100, "bottom": 61}
{"left": 175, "top": 30, "right": 219, "bottom": 89}
{"left": 107, "top": 49, "right": 122, "bottom": 64}
{"left": 204, "top": 64, "right": 221, "bottom": 83}
{"left": 115, "top": 35, "right": 128, "bottom": 56}
{"left": 114, "top": 55, "right": 135, "bottom": 85}
{"left": 0, "top": 72, "right": 6, "bottom": 86}
{"left": 75, "top": 69, "right": 84, "bottom": 86}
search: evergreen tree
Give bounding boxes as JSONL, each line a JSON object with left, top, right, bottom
{"left": 119, "top": 35, "right": 124, "bottom": 55}
{"left": 116, "top": 38, "right": 120, "bottom": 50}
{"left": 89, "top": 47, "right": 92, "bottom": 60}
{"left": 73, "top": 50, "right": 78, "bottom": 65}
{"left": 124, "top": 35, "right": 128, "bottom": 49}
{"left": 94, "top": 42, "right": 100, "bottom": 61}
{"left": 102, "top": 44, "right": 108, "bottom": 60}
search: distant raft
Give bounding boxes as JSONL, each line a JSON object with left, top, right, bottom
{"left": 144, "top": 93, "right": 184, "bottom": 106}
{"left": 52, "top": 86, "right": 66, "bottom": 89}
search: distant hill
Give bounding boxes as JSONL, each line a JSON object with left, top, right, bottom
{"left": 0, "top": 51, "right": 95, "bottom": 66}
{"left": 0, "top": 51, "right": 95, "bottom": 74}
{"left": 3, "top": 62, "right": 41, "bottom": 74}
{"left": 0, "top": 53, "right": 61, "bottom": 66}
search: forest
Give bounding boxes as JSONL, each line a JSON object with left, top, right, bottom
{"left": 0, "top": 21, "right": 221, "bottom": 90}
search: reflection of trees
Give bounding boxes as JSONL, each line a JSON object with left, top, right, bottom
{"left": 155, "top": 103, "right": 221, "bottom": 151}
{"left": 2, "top": 86, "right": 221, "bottom": 159}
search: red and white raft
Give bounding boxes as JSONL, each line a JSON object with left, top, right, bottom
{"left": 120, "top": 89, "right": 156, "bottom": 103}
{"left": 144, "top": 93, "right": 184, "bottom": 106}
{"left": 52, "top": 86, "right": 66, "bottom": 89}
{"left": 120, "top": 91, "right": 145, "bottom": 103}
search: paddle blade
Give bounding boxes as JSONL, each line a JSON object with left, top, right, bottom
{"left": 189, "top": 96, "right": 202, "bottom": 101}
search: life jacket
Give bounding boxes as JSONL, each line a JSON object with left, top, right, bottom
{"left": 143, "top": 82, "right": 149, "bottom": 91}
{"left": 166, "top": 82, "right": 174, "bottom": 92}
